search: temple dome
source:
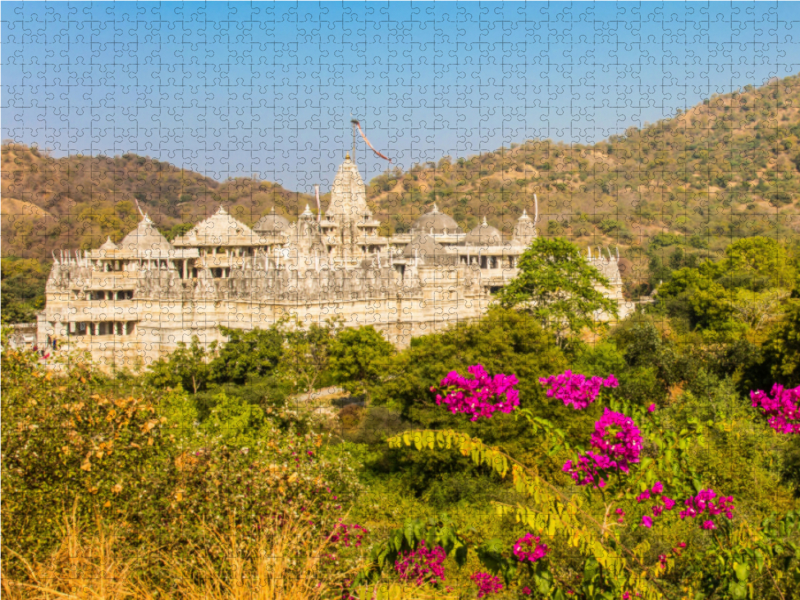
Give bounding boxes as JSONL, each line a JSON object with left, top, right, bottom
{"left": 253, "top": 207, "right": 290, "bottom": 234}
{"left": 411, "top": 203, "right": 462, "bottom": 235}
{"left": 465, "top": 217, "right": 502, "bottom": 246}
{"left": 173, "top": 206, "right": 255, "bottom": 246}
{"left": 99, "top": 236, "right": 118, "bottom": 250}
{"left": 402, "top": 233, "right": 456, "bottom": 265}
{"left": 119, "top": 214, "right": 174, "bottom": 253}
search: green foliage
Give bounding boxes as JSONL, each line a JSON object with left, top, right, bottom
{"left": 1, "top": 257, "right": 48, "bottom": 323}
{"left": 278, "top": 318, "right": 339, "bottom": 396}
{"left": 496, "top": 237, "right": 619, "bottom": 338}
{"left": 145, "top": 335, "right": 210, "bottom": 393}
{"left": 1, "top": 345, "right": 361, "bottom": 580}
{"left": 329, "top": 325, "right": 395, "bottom": 403}
{"left": 208, "top": 325, "right": 284, "bottom": 384}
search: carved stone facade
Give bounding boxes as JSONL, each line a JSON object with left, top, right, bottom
{"left": 39, "top": 155, "right": 628, "bottom": 371}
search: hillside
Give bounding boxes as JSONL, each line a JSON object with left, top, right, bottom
{"left": 3, "top": 73, "right": 800, "bottom": 262}
{"left": 367, "top": 73, "right": 800, "bottom": 256}
{"left": 1, "top": 146, "right": 314, "bottom": 259}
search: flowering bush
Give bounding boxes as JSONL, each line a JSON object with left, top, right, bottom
{"left": 513, "top": 533, "right": 549, "bottom": 563}
{"left": 636, "top": 481, "right": 677, "bottom": 527}
{"left": 539, "top": 369, "right": 618, "bottom": 410}
{"left": 367, "top": 366, "right": 792, "bottom": 600}
{"left": 750, "top": 384, "right": 800, "bottom": 434}
{"left": 394, "top": 540, "right": 447, "bottom": 586}
{"left": 433, "top": 364, "right": 519, "bottom": 421}
{"left": 471, "top": 571, "right": 503, "bottom": 598}
{"left": 590, "top": 408, "right": 642, "bottom": 472}
{"left": 679, "top": 489, "right": 735, "bottom": 530}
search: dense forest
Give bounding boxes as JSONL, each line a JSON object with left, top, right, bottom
{"left": 3, "top": 73, "right": 800, "bottom": 320}
{"left": 4, "top": 234, "right": 800, "bottom": 599}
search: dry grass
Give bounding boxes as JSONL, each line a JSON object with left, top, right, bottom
{"left": 3, "top": 503, "right": 363, "bottom": 600}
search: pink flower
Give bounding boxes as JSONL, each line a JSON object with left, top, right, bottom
{"left": 663, "top": 497, "right": 676, "bottom": 510}
{"left": 641, "top": 515, "right": 653, "bottom": 528}
{"left": 436, "top": 365, "right": 520, "bottom": 421}
{"left": 651, "top": 481, "right": 664, "bottom": 494}
{"left": 539, "top": 370, "right": 618, "bottom": 410}
{"left": 470, "top": 572, "right": 503, "bottom": 598}
{"left": 513, "top": 533, "right": 550, "bottom": 563}
{"left": 647, "top": 403, "right": 656, "bottom": 413}
{"left": 751, "top": 384, "right": 800, "bottom": 434}
{"left": 701, "top": 520, "right": 716, "bottom": 530}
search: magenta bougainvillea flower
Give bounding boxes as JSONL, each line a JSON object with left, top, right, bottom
{"left": 471, "top": 572, "right": 504, "bottom": 598}
{"left": 539, "top": 370, "right": 618, "bottom": 410}
{"left": 590, "top": 408, "right": 642, "bottom": 472}
{"left": 434, "top": 365, "right": 519, "bottom": 421}
{"left": 635, "top": 481, "right": 677, "bottom": 527}
{"left": 679, "top": 489, "right": 734, "bottom": 530}
{"left": 394, "top": 540, "right": 447, "bottom": 586}
{"left": 751, "top": 384, "right": 800, "bottom": 434}
{"left": 563, "top": 407, "right": 642, "bottom": 488}
{"left": 513, "top": 533, "right": 550, "bottom": 563}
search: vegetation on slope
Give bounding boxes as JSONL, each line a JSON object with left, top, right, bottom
{"left": 5, "top": 237, "right": 800, "bottom": 598}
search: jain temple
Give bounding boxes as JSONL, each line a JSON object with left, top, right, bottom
{"left": 38, "top": 153, "right": 627, "bottom": 370}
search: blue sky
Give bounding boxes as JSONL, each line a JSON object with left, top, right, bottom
{"left": 3, "top": 1, "right": 798, "bottom": 192}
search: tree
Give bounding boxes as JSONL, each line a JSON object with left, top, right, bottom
{"left": 208, "top": 326, "right": 284, "bottom": 385}
{"left": 277, "top": 318, "right": 339, "bottom": 397}
{"left": 328, "top": 326, "right": 394, "bottom": 406}
{"left": 496, "top": 237, "right": 618, "bottom": 338}
{"left": 145, "top": 336, "right": 210, "bottom": 393}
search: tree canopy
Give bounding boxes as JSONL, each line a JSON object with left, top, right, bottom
{"left": 495, "top": 237, "right": 619, "bottom": 337}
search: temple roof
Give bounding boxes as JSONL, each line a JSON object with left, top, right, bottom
{"left": 465, "top": 217, "right": 503, "bottom": 246}
{"left": 411, "top": 203, "right": 463, "bottom": 235}
{"left": 119, "top": 214, "right": 174, "bottom": 253}
{"left": 253, "top": 207, "right": 290, "bottom": 234}
{"left": 173, "top": 206, "right": 257, "bottom": 246}
{"left": 402, "top": 232, "right": 456, "bottom": 265}
{"left": 99, "top": 236, "right": 119, "bottom": 251}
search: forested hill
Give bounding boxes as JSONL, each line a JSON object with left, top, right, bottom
{"left": 3, "top": 73, "right": 800, "bottom": 261}
{"left": 368, "top": 73, "right": 800, "bottom": 252}
{"left": 1, "top": 147, "right": 314, "bottom": 259}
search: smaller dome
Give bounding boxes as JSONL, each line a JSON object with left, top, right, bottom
{"left": 99, "top": 236, "right": 118, "bottom": 250}
{"left": 253, "top": 207, "right": 290, "bottom": 234}
{"left": 402, "top": 233, "right": 456, "bottom": 265}
{"left": 465, "top": 217, "right": 503, "bottom": 246}
{"left": 411, "top": 203, "right": 463, "bottom": 235}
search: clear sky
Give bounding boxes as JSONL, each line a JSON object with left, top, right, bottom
{"left": 2, "top": 1, "right": 798, "bottom": 192}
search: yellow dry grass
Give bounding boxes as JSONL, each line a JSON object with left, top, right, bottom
{"left": 3, "top": 503, "right": 362, "bottom": 600}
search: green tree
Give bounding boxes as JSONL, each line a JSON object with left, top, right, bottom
{"left": 496, "top": 237, "right": 618, "bottom": 338}
{"left": 721, "top": 236, "right": 796, "bottom": 291}
{"left": 329, "top": 326, "right": 395, "bottom": 406}
{"left": 1, "top": 257, "right": 48, "bottom": 323}
{"left": 277, "top": 318, "right": 339, "bottom": 397}
{"left": 145, "top": 335, "right": 210, "bottom": 393}
{"left": 208, "top": 326, "right": 284, "bottom": 385}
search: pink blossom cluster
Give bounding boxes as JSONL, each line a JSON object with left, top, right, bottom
{"left": 539, "top": 370, "right": 619, "bottom": 410}
{"left": 512, "top": 533, "right": 550, "bottom": 563}
{"left": 562, "top": 451, "right": 619, "bottom": 488}
{"left": 590, "top": 408, "right": 643, "bottom": 472}
{"left": 750, "top": 384, "right": 800, "bottom": 434}
{"left": 434, "top": 365, "right": 520, "bottom": 421}
{"left": 636, "top": 481, "right": 677, "bottom": 528}
{"left": 678, "top": 489, "right": 734, "bottom": 530}
{"left": 329, "top": 522, "right": 368, "bottom": 548}
{"left": 470, "top": 572, "right": 503, "bottom": 598}
{"left": 563, "top": 408, "right": 642, "bottom": 488}
{"left": 394, "top": 540, "right": 446, "bottom": 586}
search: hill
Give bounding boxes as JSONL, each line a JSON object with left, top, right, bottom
{"left": 1, "top": 145, "right": 314, "bottom": 259}
{"left": 3, "top": 73, "right": 800, "bottom": 264}
{"left": 367, "top": 74, "right": 800, "bottom": 256}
